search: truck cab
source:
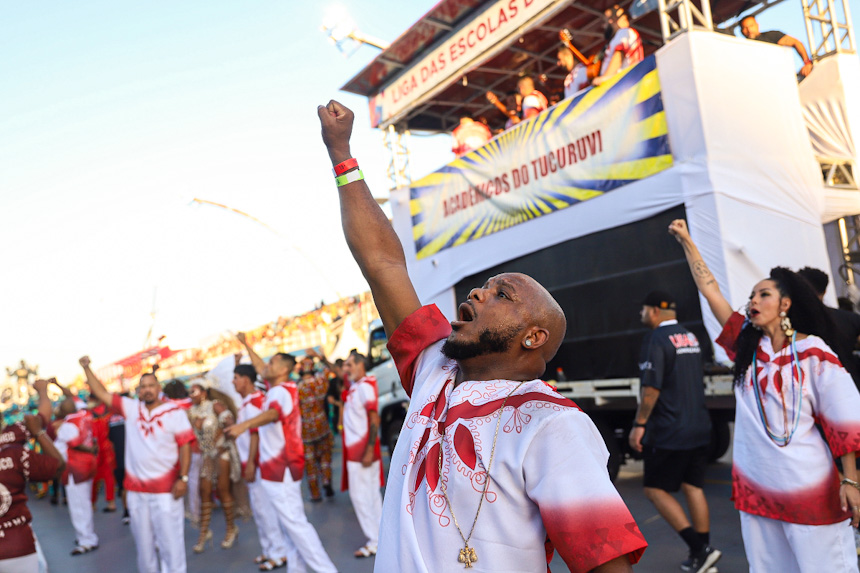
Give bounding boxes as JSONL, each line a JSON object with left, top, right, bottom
{"left": 366, "top": 319, "right": 410, "bottom": 453}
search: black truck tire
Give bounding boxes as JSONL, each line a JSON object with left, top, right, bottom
{"left": 708, "top": 418, "right": 731, "bottom": 462}
{"left": 385, "top": 416, "right": 405, "bottom": 454}
{"left": 593, "top": 416, "right": 623, "bottom": 481}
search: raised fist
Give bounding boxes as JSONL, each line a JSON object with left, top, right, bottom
{"left": 237, "top": 332, "right": 247, "bottom": 345}
{"left": 33, "top": 379, "right": 49, "bottom": 393}
{"left": 317, "top": 100, "right": 354, "bottom": 160}
{"left": 668, "top": 219, "right": 691, "bottom": 243}
{"left": 79, "top": 356, "right": 91, "bottom": 368}
{"left": 23, "top": 414, "right": 43, "bottom": 437}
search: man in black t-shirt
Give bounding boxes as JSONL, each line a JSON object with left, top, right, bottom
{"left": 629, "top": 291, "right": 719, "bottom": 573}
{"left": 740, "top": 15, "right": 813, "bottom": 77}
{"left": 798, "top": 266, "right": 860, "bottom": 391}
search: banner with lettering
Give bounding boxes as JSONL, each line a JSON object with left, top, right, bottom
{"left": 370, "top": 0, "right": 563, "bottom": 127}
{"left": 410, "top": 56, "right": 673, "bottom": 260}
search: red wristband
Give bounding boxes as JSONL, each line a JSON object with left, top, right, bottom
{"left": 333, "top": 158, "right": 358, "bottom": 176}
{"left": 804, "top": 59, "right": 812, "bottom": 65}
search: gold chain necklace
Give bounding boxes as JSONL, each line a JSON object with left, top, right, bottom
{"left": 437, "top": 380, "right": 527, "bottom": 569}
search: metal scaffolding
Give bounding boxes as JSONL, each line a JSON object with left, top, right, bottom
{"left": 801, "top": 0, "right": 856, "bottom": 60}
{"left": 384, "top": 124, "right": 412, "bottom": 191}
{"left": 656, "top": 0, "right": 714, "bottom": 43}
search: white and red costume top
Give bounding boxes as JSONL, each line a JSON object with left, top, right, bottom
{"left": 521, "top": 90, "right": 548, "bottom": 117}
{"left": 451, "top": 121, "right": 492, "bottom": 157}
{"left": 236, "top": 390, "right": 266, "bottom": 469}
{"left": 170, "top": 397, "right": 193, "bottom": 411}
{"left": 564, "top": 65, "right": 590, "bottom": 99}
{"left": 258, "top": 382, "right": 305, "bottom": 483}
{"left": 0, "top": 423, "right": 61, "bottom": 560}
{"left": 376, "top": 305, "right": 647, "bottom": 573}
{"left": 55, "top": 410, "right": 98, "bottom": 485}
{"left": 717, "top": 312, "right": 860, "bottom": 524}
{"left": 340, "top": 375, "right": 385, "bottom": 491}
{"left": 110, "top": 394, "right": 194, "bottom": 494}
{"left": 600, "top": 27, "right": 644, "bottom": 76}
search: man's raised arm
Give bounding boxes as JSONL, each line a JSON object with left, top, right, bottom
{"left": 33, "top": 379, "right": 54, "bottom": 428}
{"left": 237, "top": 332, "right": 267, "bottom": 376}
{"left": 79, "top": 355, "right": 113, "bottom": 406}
{"left": 317, "top": 100, "right": 421, "bottom": 337}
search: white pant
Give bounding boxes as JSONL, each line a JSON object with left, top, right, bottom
{"left": 34, "top": 535, "right": 47, "bottom": 573}
{"left": 248, "top": 470, "right": 291, "bottom": 563}
{"left": 67, "top": 475, "right": 98, "bottom": 547}
{"left": 186, "top": 453, "right": 201, "bottom": 522}
{"left": 347, "top": 460, "right": 382, "bottom": 549}
{"left": 127, "top": 491, "right": 186, "bottom": 573}
{"left": 261, "top": 476, "right": 337, "bottom": 573}
{"left": 0, "top": 553, "right": 38, "bottom": 573}
{"left": 740, "top": 511, "right": 859, "bottom": 573}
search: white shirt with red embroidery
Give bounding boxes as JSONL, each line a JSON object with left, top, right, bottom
{"left": 343, "top": 375, "right": 380, "bottom": 463}
{"left": 600, "top": 27, "right": 644, "bottom": 76}
{"left": 111, "top": 395, "right": 194, "bottom": 494}
{"left": 378, "top": 305, "right": 646, "bottom": 573}
{"left": 716, "top": 311, "right": 860, "bottom": 524}
{"left": 236, "top": 390, "right": 265, "bottom": 466}
{"left": 258, "top": 383, "right": 305, "bottom": 483}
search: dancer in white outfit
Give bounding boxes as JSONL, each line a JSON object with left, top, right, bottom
{"left": 232, "top": 363, "right": 298, "bottom": 572}
{"left": 228, "top": 335, "right": 337, "bottom": 573}
{"left": 670, "top": 219, "right": 860, "bottom": 573}
{"left": 315, "top": 99, "right": 646, "bottom": 572}
{"left": 54, "top": 398, "right": 99, "bottom": 555}
{"left": 81, "top": 356, "right": 193, "bottom": 573}
{"left": 340, "top": 353, "right": 384, "bottom": 558}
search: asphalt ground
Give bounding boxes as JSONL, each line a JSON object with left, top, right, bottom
{"left": 27, "top": 428, "right": 754, "bottom": 572}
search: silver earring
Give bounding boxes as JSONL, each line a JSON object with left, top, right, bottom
{"left": 779, "top": 311, "right": 795, "bottom": 336}
{"left": 525, "top": 340, "right": 532, "bottom": 347}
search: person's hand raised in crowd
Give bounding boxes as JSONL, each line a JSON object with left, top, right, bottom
{"left": 800, "top": 61, "right": 813, "bottom": 77}
{"left": 668, "top": 219, "right": 691, "bottom": 244}
{"left": 236, "top": 332, "right": 247, "bottom": 345}
{"left": 33, "top": 379, "right": 49, "bottom": 393}
{"left": 234, "top": 353, "right": 242, "bottom": 366}
{"left": 486, "top": 92, "right": 499, "bottom": 105}
{"left": 79, "top": 355, "right": 91, "bottom": 368}
{"left": 305, "top": 348, "right": 318, "bottom": 359}
{"left": 317, "top": 100, "right": 354, "bottom": 161}
{"left": 23, "top": 414, "right": 43, "bottom": 436}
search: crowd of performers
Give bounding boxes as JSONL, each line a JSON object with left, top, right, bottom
{"left": 4, "top": 96, "right": 860, "bottom": 573}
{"left": 0, "top": 343, "right": 382, "bottom": 573}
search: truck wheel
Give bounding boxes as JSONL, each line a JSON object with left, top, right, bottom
{"left": 708, "top": 419, "right": 731, "bottom": 462}
{"left": 593, "top": 418, "right": 623, "bottom": 481}
{"left": 386, "top": 416, "right": 405, "bottom": 454}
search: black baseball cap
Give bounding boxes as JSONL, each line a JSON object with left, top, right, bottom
{"left": 642, "top": 290, "right": 676, "bottom": 310}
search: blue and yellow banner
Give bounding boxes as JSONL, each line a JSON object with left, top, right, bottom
{"left": 410, "top": 55, "right": 672, "bottom": 259}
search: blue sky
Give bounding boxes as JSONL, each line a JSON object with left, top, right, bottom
{"left": 0, "top": 1, "right": 850, "bottom": 385}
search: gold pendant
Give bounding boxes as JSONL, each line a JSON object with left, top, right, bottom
{"left": 458, "top": 545, "right": 478, "bottom": 568}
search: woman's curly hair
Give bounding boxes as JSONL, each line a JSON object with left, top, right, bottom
{"left": 732, "top": 267, "right": 852, "bottom": 386}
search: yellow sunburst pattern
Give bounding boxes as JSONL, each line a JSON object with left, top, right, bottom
{"left": 410, "top": 55, "right": 673, "bottom": 260}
